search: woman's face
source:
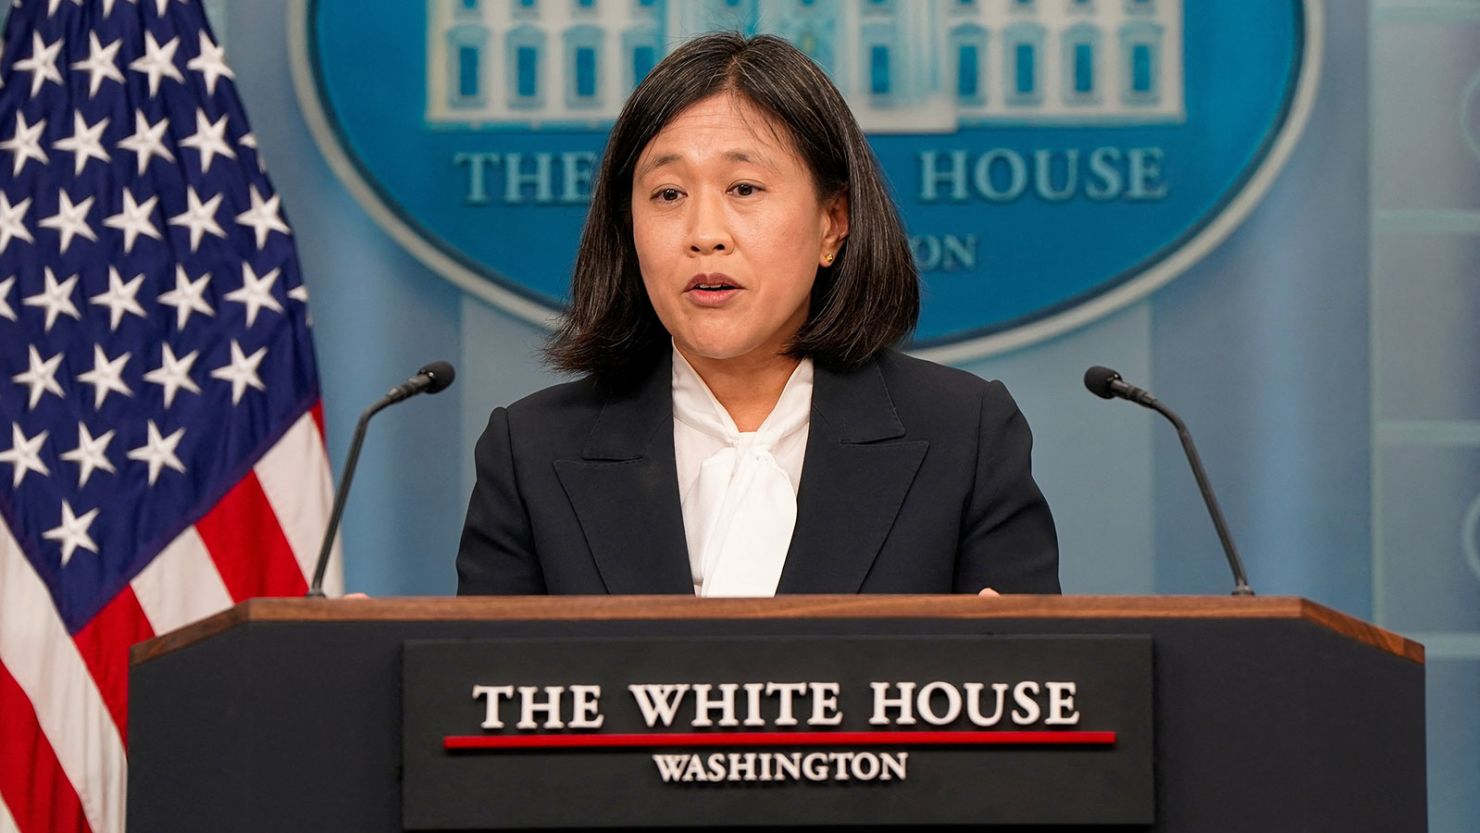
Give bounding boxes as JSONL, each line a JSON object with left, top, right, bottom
{"left": 630, "top": 93, "right": 848, "bottom": 369}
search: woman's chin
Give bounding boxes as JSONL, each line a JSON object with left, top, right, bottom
{"left": 674, "top": 336, "right": 778, "bottom": 367}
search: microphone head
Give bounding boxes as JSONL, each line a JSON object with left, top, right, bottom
{"left": 1083, "top": 365, "right": 1122, "bottom": 399}
{"left": 418, "top": 361, "right": 456, "bottom": 394}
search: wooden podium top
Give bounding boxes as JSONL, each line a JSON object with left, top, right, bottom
{"left": 131, "top": 595, "right": 1423, "bottom": 666}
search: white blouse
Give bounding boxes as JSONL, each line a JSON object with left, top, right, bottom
{"left": 671, "top": 348, "right": 813, "bottom": 597}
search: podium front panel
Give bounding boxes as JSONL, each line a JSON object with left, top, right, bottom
{"left": 401, "top": 634, "right": 1153, "bottom": 828}
{"left": 127, "top": 598, "right": 1427, "bottom": 832}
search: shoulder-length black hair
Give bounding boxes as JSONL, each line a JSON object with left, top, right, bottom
{"left": 546, "top": 32, "right": 919, "bottom": 383}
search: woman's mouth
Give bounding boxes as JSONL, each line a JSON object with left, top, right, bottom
{"left": 685, "top": 273, "right": 742, "bottom": 291}
{"left": 684, "top": 274, "right": 743, "bottom": 306}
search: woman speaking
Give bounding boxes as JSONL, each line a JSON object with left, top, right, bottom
{"left": 457, "top": 33, "right": 1059, "bottom": 597}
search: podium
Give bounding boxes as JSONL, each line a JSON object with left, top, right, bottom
{"left": 128, "top": 596, "right": 1425, "bottom": 831}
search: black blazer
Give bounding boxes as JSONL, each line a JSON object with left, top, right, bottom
{"left": 457, "top": 350, "right": 1059, "bottom": 595}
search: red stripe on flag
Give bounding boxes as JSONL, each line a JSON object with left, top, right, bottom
{"left": 310, "top": 402, "right": 326, "bottom": 443}
{"left": 444, "top": 730, "right": 1119, "bottom": 751}
{"left": 195, "top": 472, "right": 309, "bottom": 600}
{"left": 71, "top": 588, "right": 156, "bottom": 745}
{"left": 0, "top": 660, "right": 92, "bottom": 833}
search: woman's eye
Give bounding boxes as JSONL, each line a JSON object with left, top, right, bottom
{"left": 732, "top": 183, "right": 758, "bottom": 197}
{"left": 655, "top": 188, "right": 682, "bottom": 202}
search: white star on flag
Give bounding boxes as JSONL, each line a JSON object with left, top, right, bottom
{"left": 167, "top": 187, "right": 226, "bottom": 252}
{"left": 60, "top": 422, "right": 117, "bottom": 487}
{"left": 186, "top": 31, "right": 234, "bottom": 94}
{"left": 12, "top": 344, "right": 66, "bottom": 408}
{"left": 43, "top": 500, "right": 101, "bottom": 567}
{"left": 76, "top": 345, "right": 133, "bottom": 409}
{"left": 117, "top": 110, "right": 175, "bottom": 175}
{"left": 70, "top": 32, "right": 125, "bottom": 97}
{"left": 210, "top": 339, "right": 268, "bottom": 404}
{"left": 156, "top": 265, "right": 214, "bottom": 329}
{"left": 39, "top": 190, "right": 98, "bottom": 254}
{"left": 22, "top": 267, "right": 82, "bottom": 331}
{"left": 0, "top": 422, "right": 50, "bottom": 487}
{"left": 142, "top": 343, "right": 201, "bottom": 408}
{"left": 52, "top": 111, "right": 112, "bottom": 175}
{"left": 0, "top": 192, "right": 34, "bottom": 252}
{"left": 46, "top": 0, "right": 86, "bottom": 16}
{"left": 90, "top": 266, "right": 148, "bottom": 330}
{"left": 178, "top": 109, "right": 236, "bottom": 174}
{"left": 103, "top": 188, "right": 163, "bottom": 253}
{"left": 235, "top": 186, "right": 290, "bottom": 249}
{"left": 239, "top": 132, "right": 267, "bottom": 173}
{"left": 129, "top": 32, "right": 183, "bottom": 96}
{"left": 13, "top": 32, "right": 62, "bottom": 97}
{"left": 0, "top": 112, "right": 49, "bottom": 176}
{"left": 225, "top": 263, "right": 284, "bottom": 327}
{"left": 287, "top": 284, "right": 312, "bottom": 325}
{"left": 126, "top": 419, "right": 186, "bottom": 485}
{"left": 0, "top": 276, "right": 15, "bottom": 321}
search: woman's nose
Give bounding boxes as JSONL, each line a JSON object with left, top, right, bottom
{"left": 687, "top": 191, "right": 733, "bottom": 255}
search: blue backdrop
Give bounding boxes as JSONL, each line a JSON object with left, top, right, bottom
{"left": 188, "top": 0, "right": 1478, "bottom": 827}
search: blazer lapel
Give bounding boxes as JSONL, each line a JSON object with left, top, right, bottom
{"left": 777, "top": 357, "right": 928, "bottom": 593}
{"left": 553, "top": 354, "right": 693, "bottom": 595}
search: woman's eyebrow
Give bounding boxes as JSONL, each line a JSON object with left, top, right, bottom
{"left": 723, "top": 149, "right": 778, "bottom": 171}
{"left": 636, "top": 149, "right": 776, "bottom": 180}
{"left": 636, "top": 152, "right": 682, "bottom": 179}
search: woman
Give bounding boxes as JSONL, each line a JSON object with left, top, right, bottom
{"left": 457, "top": 33, "right": 1059, "bottom": 597}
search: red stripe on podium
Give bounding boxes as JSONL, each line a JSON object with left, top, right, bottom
{"left": 444, "top": 730, "right": 1116, "bottom": 751}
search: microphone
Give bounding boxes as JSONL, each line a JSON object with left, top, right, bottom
{"left": 384, "top": 360, "right": 455, "bottom": 402}
{"left": 306, "top": 361, "right": 458, "bottom": 598}
{"left": 1083, "top": 364, "right": 1156, "bottom": 407}
{"left": 1082, "top": 366, "right": 1254, "bottom": 596}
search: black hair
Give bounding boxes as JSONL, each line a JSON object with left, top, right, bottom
{"left": 546, "top": 32, "right": 919, "bottom": 382}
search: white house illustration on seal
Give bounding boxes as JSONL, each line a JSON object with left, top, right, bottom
{"left": 425, "top": 0, "right": 1184, "bottom": 132}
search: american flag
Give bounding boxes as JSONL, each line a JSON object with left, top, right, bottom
{"left": 0, "top": 2, "right": 339, "bottom": 831}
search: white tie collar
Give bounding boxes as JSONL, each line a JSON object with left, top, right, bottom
{"left": 672, "top": 349, "right": 813, "bottom": 597}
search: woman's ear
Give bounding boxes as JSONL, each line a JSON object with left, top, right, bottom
{"left": 820, "top": 189, "right": 850, "bottom": 265}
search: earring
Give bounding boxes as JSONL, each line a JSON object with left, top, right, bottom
{"left": 824, "top": 252, "right": 835, "bottom": 265}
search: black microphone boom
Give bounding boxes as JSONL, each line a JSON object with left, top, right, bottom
{"left": 1083, "top": 366, "right": 1254, "bottom": 596}
{"left": 306, "top": 361, "right": 458, "bottom": 598}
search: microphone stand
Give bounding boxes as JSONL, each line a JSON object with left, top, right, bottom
{"left": 306, "top": 397, "right": 394, "bottom": 598}
{"left": 307, "top": 362, "right": 456, "bottom": 598}
{"left": 1145, "top": 399, "right": 1255, "bottom": 597}
{"left": 1084, "top": 366, "right": 1254, "bottom": 597}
